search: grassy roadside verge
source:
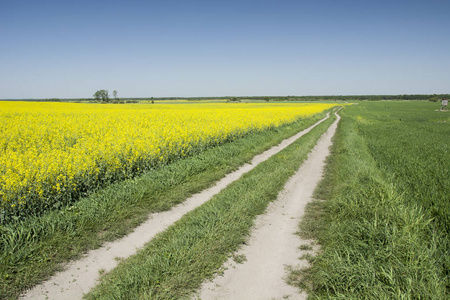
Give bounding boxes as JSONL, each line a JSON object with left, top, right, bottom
{"left": 84, "top": 112, "right": 338, "bottom": 299}
{"left": 294, "top": 102, "right": 448, "bottom": 299}
{"left": 0, "top": 111, "right": 333, "bottom": 299}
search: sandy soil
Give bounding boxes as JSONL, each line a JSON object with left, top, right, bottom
{"left": 21, "top": 113, "right": 331, "bottom": 300}
{"left": 195, "top": 111, "right": 340, "bottom": 300}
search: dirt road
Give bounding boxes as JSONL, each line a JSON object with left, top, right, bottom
{"left": 21, "top": 113, "right": 333, "bottom": 300}
{"left": 196, "top": 111, "right": 340, "bottom": 300}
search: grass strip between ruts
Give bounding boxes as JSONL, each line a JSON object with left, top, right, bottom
{"left": 85, "top": 112, "right": 337, "bottom": 299}
{"left": 1, "top": 110, "right": 334, "bottom": 300}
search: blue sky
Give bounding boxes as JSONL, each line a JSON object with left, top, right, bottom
{"left": 1, "top": 0, "right": 449, "bottom": 98}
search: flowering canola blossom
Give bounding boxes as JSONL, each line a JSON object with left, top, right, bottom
{"left": 0, "top": 101, "right": 335, "bottom": 217}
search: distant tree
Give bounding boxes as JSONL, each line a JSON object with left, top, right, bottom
{"left": 113, "top": 90, "right": 118, "bottom": 100}
{"left": 93, "top": 91, "right": 101, "bottom": 101}
{"left": 93, "top": 90, "right": 110, "bottom": 103}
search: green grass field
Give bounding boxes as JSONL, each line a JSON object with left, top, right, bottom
{"left": 295, "top": 101, "right": 449, "bottom": 299}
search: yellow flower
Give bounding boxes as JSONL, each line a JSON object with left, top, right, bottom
{"left": 0, "top": 101, "right": 336, "bottom": 212}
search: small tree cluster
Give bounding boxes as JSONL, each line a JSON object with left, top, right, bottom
{"left": 93, "top": 90, "right": 119, "bottom": 103}
{"left": 93, "top": 90, "right": 110, "bottom": 103}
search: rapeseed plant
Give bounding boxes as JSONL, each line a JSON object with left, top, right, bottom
{"left": 0, "top": 102, "right": 334, "bottom": 220}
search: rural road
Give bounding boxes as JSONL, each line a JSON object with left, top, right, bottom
{"left": 196, "top": 111, "right": 340, "bottom": 300}
{"left": 21, "top": 112, "right": 334, "bottom": 300}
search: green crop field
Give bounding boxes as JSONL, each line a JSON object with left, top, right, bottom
{"left": 295, "top": 101, "right": 449, "bottom": 299}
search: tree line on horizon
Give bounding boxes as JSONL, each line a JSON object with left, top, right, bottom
{"left": 1, "top": 93, "right": 448, "bottom": 102}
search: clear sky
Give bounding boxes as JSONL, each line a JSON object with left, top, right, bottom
{"left": 1, "top": 0, "right": 449, "bottom": 99}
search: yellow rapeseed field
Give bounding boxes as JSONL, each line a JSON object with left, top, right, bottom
{"left": 0, "top": 101, "right": 335, "bottom": 217}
